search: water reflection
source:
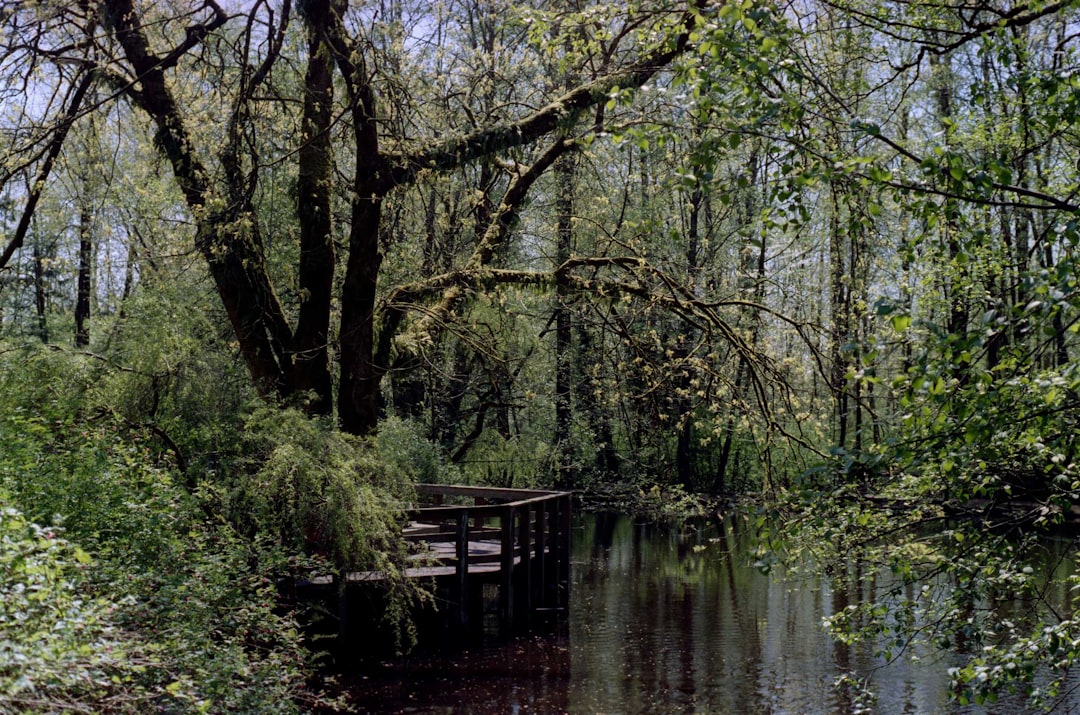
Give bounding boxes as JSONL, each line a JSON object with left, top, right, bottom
{"left": 568, "top": 513, "right": 922, "bottom": 714}
{"left": 349, "top": 513, "right": 1077, "bottom": 714}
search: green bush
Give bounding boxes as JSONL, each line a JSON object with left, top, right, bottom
{"left": 226, "top": 407, "right": 433, "bottom": 646}
{"left": 0, "top": 344, "right": 327, "bottom": 714}
{"left": 0, "top": 330, "right": 457, "bottom": 712}
{"left": 375, "top": 416, "right": 461, "bottom": 487}
{"left": 0, "top": 505, "right": 120, "bottom": 710}
{"left": 228, "top": 406, "right": 415, "bottom": 570}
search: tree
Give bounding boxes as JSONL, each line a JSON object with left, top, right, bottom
{"left": 0, "top": 0, "right": 708, "bottom": 436}
{"left": 775, "top": 0, "right": 1080, "bottom": 707}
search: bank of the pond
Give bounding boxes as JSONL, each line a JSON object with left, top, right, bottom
{"left": 345, "top": 512, "right": 1079, "bottom": 714}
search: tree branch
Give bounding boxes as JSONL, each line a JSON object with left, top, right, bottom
{"left": 0, "top": 71, "right": 93, "bottom": 273}
{"left": 382, "top": 2, "right": 702, "bottom": 191}
{"left": 867, "top": 128, "right": 1080, "bottom": 212}
{"left": 376, "top": 138, "right": 577, "bottom": 370}
{"left": 820, "top": 0, "right": 1074, "bottom": 54}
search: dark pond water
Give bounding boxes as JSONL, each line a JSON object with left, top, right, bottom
{"left": 348, "top": 512, "right": 1078, "bottom": 714}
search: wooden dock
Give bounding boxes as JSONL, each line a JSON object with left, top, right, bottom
{"left": 405, "top": 484, "right": 572, "bottom": 633}
{"left": 317, "top": 484, "right": 573, "bottom": 655}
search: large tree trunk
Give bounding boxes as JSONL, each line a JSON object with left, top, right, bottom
{"left": 104, "top": 0, "right": 701, "bottom": 439}
{"left": 106, "top": 0, "right": 294, "bottom": 398}
{"left": 338, "top": 196, "right": 383, "bottom": 436}
{"left": 331, "top": 20, "right": 385, "bottom": 436}
{"left": 291, "top": 0, "right": 339, "bottom": 415}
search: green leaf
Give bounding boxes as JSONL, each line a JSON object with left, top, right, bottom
{"left": 890, "top": 314, "right": 912, "bottom": 333}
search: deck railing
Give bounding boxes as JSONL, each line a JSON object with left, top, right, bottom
{"left": 404, "top": 484, "right": 572, "bottom": 632}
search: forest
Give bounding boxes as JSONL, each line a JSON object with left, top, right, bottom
{"left": 2, "top": 0, "right": 1080, "bottom": 711}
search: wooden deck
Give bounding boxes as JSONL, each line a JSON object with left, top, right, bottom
{"left": 328, "top": 484, "right": 572, "bottom": 646}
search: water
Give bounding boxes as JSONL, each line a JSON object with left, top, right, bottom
{"left": 347, "top": 512, "right": 1077, "bottom": 714}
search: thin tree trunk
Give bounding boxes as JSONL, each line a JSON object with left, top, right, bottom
{"left": 676, "top": 184, "right": 704, "bottom": 490}
{"left": 554, "top": 151, "right": 574, "bottom": 487}
{"left": 32, "top": 240, "right": 48, "bottom": 343}
{"left": 929, "top": 50, "right": 969, "bottom": 354}
{"left": 575, "top": 318, "right": 619, "bottom": 475}
{"left": 829, "top": 188, "right": 850, "bottom": 449}
{"left": 74, "top": 200, "right": 92, "bottom": 347}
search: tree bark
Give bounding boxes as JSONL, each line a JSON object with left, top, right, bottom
{"left": 105, "top": 0, "right": 293, "bottom": 398}
{"left": 291, "top": 0, "right": 339, "bottom": 415}
{"left": 325, "top": 13, "right": 386, "bottom": 436}
{"left": 74, "top": 198, "right": 92, "bottom": 347}
{"left": 554, "top": 151, "right": 575, "bottom": 488}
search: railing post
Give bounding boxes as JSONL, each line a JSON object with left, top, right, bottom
{"left": 516, "top": 503, "right": 532, "bottom": 630}
{"left": 455, "top": 510, "right": 470, "bottom": 632}
{"left": 406, "top": 486, "right": 571, "bottom": 644}
{"left": 499, "top": 505, "right": 515, "bottom": 632}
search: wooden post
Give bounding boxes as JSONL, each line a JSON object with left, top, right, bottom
{"left": 498, "top": 505, "right": 515, "bottom": 632}
{"left": 549, "top": 498, "right": 562, "bottom": 609}
{"left": 557, "top": 494, "right": 572, "bottom": 610}
{"left": 516, "top": 503, "right": 533, "bottom": 629}
{"left": 535, "top": 500, "right": 548, "bottom": 608}
{"left": 455, "top": 510, "right": 470, "bottom": 632}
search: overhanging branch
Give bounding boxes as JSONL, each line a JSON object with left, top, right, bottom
{"left": 382, "top": 2, "right": 703, "bottom": 191}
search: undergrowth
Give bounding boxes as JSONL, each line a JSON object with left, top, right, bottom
{"left": 0, "top": 342, "right": 438, "bottom": 713}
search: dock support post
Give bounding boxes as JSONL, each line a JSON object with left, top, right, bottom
{"left": 558, "top": 493, "right": 572, "bottom": 609}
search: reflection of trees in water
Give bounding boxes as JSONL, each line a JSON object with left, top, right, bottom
{"left": 354, "top": 513, "right": 1071, "bottom": 713}
{"left": 572, "top": 513, "right": 788, "bottom": 713}
{"left": 570, "top": 512, "right": 963, "bottom": 714}
{"left": 721, "top": 514, "right": 766, "bottom": 710}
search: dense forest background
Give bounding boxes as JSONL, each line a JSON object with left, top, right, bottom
{"left": 3, "top": 0, "right": 1080, "bottom": 711}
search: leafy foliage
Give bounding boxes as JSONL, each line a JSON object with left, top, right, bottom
{"left": 782, "top": 299, "right": 1080, "bottom": 709}
{"left": 0, "top": 343, "right": 335, "bottom": 714}
{"left": 7, "top": 0, "right": 1080, "bottom": 708}
{"left": 0, "top": 505, "right": 117, "bottom": 708}
{"left": 228, "top": 406, "right": 419, "bottom": 574}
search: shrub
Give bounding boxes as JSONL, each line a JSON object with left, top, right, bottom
{"left": 0, "top": 344, "right": 324, "bottom": 714}
{"left": 376, "top": 416, "right": 461, "bottom": 487}
{"left": 0, "top": 505, "right": 121, "bottom": 711}
{"left": 229, "top": 406, "right": 417, "bottom": 572}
